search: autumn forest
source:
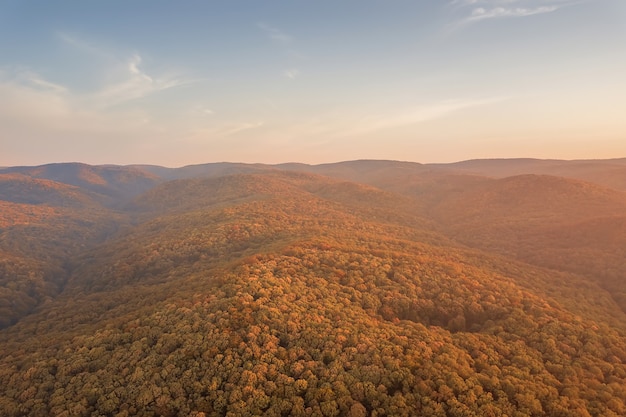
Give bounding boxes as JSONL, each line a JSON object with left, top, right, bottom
{"left": 2, "top": 158, "right": 626, "bottom": 416}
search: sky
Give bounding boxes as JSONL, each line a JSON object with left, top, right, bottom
{"left": 1, "top": 0, "right": 625, "bottom": 167}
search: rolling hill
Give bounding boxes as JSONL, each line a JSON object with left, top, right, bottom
{"left": 438, "top": 158, "right": 626, "bottom": 192}
{"left": 1, "top": 159, "right": 626, "bottom": 416}
{"left": 405, "top": 174, "right": 626, "bottom": 314}
{"left": 0, "top": 163, "right": 161, "bottom": 206}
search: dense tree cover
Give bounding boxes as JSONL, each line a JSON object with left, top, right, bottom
{"left": 0, "top": 173, "right": 99, "bottom": 207}
{"left": 405, "top": 175, "right": 626, "bottom": 314}
{"left": 2, "top": 170, "right": 626, "bottom": 416}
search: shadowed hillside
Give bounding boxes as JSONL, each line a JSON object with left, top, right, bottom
{"left": 0, "top": 171, "right": 129, "bottom": 329}
{"left": 0, "top": 163, "right": 161, "bottom": 205}
{"left": 0, "top": 173, "right": 100, "bottom": 207}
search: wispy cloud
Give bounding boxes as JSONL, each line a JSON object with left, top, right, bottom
{"left": 448, "top": 0, "right": 579, "bottom": 29}
{"left": 185, "top": 121, "right": 265, "bottom": 143}
{"left": 283, "top": 69, "right": 299, "bottom": 80}
{"left": 220, "top": 121, "right": 264, "bottom": 136}
{"left": 57, "top": 32, "right": 114, "bottom": 61}
{"left": 467, "top": 5, "right": 559, "bottom": 22}
{"left": 0, "top": 67, "right": 156, "bottom": 129}
{"left": 180, "top": 97, "right": 509, "bottom": 157}
{"left": 337, "top": 97, "right": 506, "bottom": 138}
{"left": 258, "top": 23, "right": 293, "bottom": 44}
{"left": 0, "top": 32, "right": 200, "bottom": 164}
{"left": 259, "top": 23, "right": 304, "bottom": 80}
{"left": 14, "top": 70, "right": 67, "bottom": 94}
{"left": 127, "top": 54, "right": 149, "bottom": 79}
{"left": 0, "top": 68, "right": 72, "bottom": 126}
{"left": 58, "top": 33, "right": 194, "bottom": 107}
{"left": 94, "top": 53, "right": 191, "bottom": 107}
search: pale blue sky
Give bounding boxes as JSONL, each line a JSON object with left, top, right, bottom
{"left": 1, "top": 0, "right": 625, "bottom": 166}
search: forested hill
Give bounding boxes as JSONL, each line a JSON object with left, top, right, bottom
{"left": 1, "top": 159, "right": 626, "bottom": 416}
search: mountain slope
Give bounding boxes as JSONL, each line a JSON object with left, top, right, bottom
{"left": 405, "top": 173, "right": 626, "bottom": 314}
{"left": 0, "top": 173, "right": 100, "bottom": 207}
{"left": 0, "top": 172, "right": 128, "bottom": 328}
{"left": 0, "top": 163, "right": 161, "bottom": 205}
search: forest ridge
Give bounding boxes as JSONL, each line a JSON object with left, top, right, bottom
{"left": 1, "top": 158, "right": 626, "bottom": 416}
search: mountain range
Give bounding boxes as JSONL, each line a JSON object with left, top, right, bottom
{"left": 1, "top": 158, "right": 626, "bottom": 416}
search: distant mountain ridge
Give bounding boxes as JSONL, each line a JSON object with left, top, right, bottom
{"left": 5, "top": 156, "right": 626, "bottom": 194}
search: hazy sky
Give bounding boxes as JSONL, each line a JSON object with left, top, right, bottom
{"left": 1, "top": 0, "right": 625, "bottom": 166}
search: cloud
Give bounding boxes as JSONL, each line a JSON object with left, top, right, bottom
{"left": 258, "top": 23, "right": 293, "bottom": 44}
{"left": 57, "top": 33, "right": 194, "bottom": 108}
{"left": 259, "top": 24, "right": 304, "bottom": 82}
{"left": 0, "top": 70, "right": 72, "bottom": 127}
{"left": 220, "top": 121, "right": 265, "bottom": 136}
{"left": 253, "top": 97, "right": 506, "bottom": 145}
{"left": 13, "top": 70, "right": 67, "bottom": 94}
{"left": 128, "top": 54, "right": 148, "bottom": 78}
{"left": 94, "top": 53, "right": 191, "bottom": 108}
{"left": 452, "top": 0, "right": 520, "bottom": 6}
{"left": 57, "top": 32, "right": 114, "bottom": 61}
{"left": 0, "top": 33, "right": 197, "bottom": 163}
{"left": 467, "top": 5, "right": 559, "bottom": 21}
{"left": 283, "top": 69, "right": 299, "bottom": 80}
{"left": 448, "top": 0, "right": 579, "bottom": 28}
{"left": 184, "top": 121, "right": 265, "bottom": 144}
{"left": 329, "top": 97, "right": 507, "bottom": 138}
{"left": 0, "top": 68, "right": 154, "bottom": 131}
